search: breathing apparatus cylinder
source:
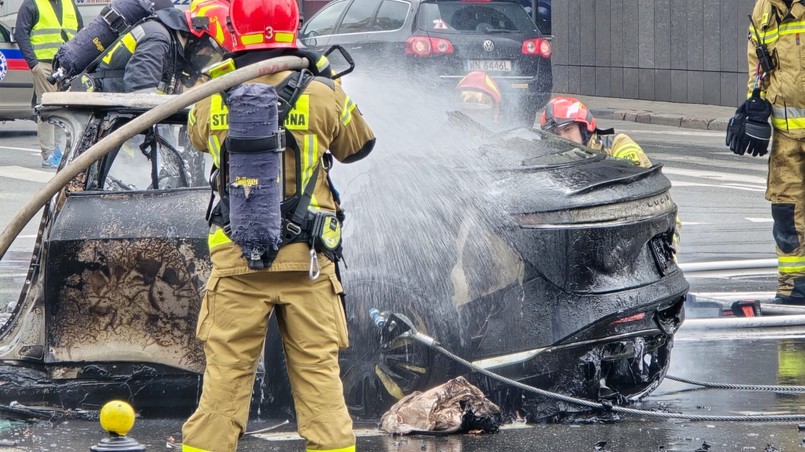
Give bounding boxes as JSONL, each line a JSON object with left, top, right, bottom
{"left": 225, "top": 83, "right": 285, "bottom": 270}
{"left": 50, "top": 0, "right": 155, "bottom": 85}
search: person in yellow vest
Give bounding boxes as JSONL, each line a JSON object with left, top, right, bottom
{"left": 180, "top": 0, "right": 375, "bottom": 450}
{"left": 731, "top": 0, "right": 805, "bottom": 305}
{"left": 15, "top": 0, "right": 82, "bottom": 168}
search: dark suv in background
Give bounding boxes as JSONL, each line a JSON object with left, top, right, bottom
{"left": 300, "top": 0, "right": 552, "bottom": 122}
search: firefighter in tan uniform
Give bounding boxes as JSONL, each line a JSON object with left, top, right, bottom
{"left": 539, "top": 96, "right": 682, "bottom": 255}
{"left": 539, "top": 96, "right": 652, "bottom": 168}
{"left": 729, "top": 0, "right": 805, "bottom": 304}
{"left": 180, "top": 0, "right": 375, "bottom": 451}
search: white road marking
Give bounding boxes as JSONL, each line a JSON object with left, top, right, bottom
{"left": 0, "top": 166, "right": 53, "bottom": 184}
{"left": 0, "top": 145, "right": 39, "bottom": 154}
{"left": 618, "top": 129, "right": 725, "bottom": 137}
{"left": 254, "top": 428, "right": 387, "bottom": 442}
{"left": 663, "top": 167, "right": 767, "bottom": 185}
{"left": 680, "top": 220, "right": 772, "bottom": 225}
{"left": 670, "top": 180, "right": 765, "bottom": 192}
{"left": 252, "top": 423, "right": 531, "bottom": 442}
{"left": 746, "top": 217, "right": 774, "bottom": 223}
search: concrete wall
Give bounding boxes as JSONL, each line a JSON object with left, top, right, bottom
{"left": 552, "top": 0, "right": 757, "bottom": 107}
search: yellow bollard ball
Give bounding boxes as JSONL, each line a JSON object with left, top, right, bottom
{"left": 99, "top": 400, "right": 136, "bottom": 436}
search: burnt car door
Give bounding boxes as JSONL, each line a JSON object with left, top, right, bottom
{"left": 41, "top": 98, "right": 212, "bottom": 376}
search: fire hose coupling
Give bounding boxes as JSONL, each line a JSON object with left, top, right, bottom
{"left": 369, "top": 310, "right": 441, "bottom": 348}
{"left": 369, "top": 307, "right": 386, "bottom": 328}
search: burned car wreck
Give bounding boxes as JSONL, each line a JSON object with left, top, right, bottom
{"left": 0, "top": 92, "right": 687, "bottom": 422}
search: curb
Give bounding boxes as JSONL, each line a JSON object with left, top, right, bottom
{"left": 592, "top": 108, "right": 730, "bottom": 131}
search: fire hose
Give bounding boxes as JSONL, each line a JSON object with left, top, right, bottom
{"left": 0, "top": 55, "right": 308, "bottom": 261}
{"left": 372, "top": 310, "right": 805, "bottom": 422}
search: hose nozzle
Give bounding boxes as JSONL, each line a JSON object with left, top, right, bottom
{"left": 368, "top": 307, "right": 385, "bottom": 329}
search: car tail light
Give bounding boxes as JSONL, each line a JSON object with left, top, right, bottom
{"left": 610, "top": 312, "right": 647, "bottom": 325}
{"left": 522, "top": 38, "right": 552, "bottom": 58}
{"left": 405, "top": 37, "right": 454, "bottom": 57}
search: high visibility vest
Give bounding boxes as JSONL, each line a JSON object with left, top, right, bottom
{"left": 30, "top": 0, "right": 78, "bottom": 61}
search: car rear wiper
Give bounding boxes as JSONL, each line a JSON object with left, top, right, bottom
{"left": 483, "top": 28, "right": 516, "bottom": 33}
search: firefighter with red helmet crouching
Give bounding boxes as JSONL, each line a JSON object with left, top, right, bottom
{"left": 540, "top": 96, "right": 652, "bottom": 168}
{"left": 180, "top": 0, "right": 375, "bottom": 450}
{"left": 539, "top": 96, "right": 682, "bottom": 257}
{"left": 455, "top": 71, "right": 504, "bottom": 123}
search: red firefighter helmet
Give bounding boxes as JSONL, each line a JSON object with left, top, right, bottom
{"left": 188, "top": 0, "right": 236, "bottom": 51}
{"left": 455, "top": 71, "right": 502, "bottom": 119}
{"left": 540, "top": 96, "right": 596, "bottom": 133}
{"left": 228, "top": 0, "right": 300, "bottom": 52}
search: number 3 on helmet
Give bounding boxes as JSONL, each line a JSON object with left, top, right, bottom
{"left": 227, "top": 0, "right": 300, "bottom": 51}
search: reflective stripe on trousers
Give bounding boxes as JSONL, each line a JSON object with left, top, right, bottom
{"left": 766, "top": 131, "right": 805, "bottom": 297}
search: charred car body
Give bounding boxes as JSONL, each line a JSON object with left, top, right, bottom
{"left": 0, "top": 92, "right": 686, "bottom": 421}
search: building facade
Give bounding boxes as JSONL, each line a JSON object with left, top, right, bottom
{"left": 551, "top": 0, "right": 757, "bottom": 107}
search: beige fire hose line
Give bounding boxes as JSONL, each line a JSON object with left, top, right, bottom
{"left": 0, "top": 56, "right": 308, "bottom": 261}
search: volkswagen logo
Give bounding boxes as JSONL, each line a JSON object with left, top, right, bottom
{"left": 483, "top": 40, "right": 495, "bottom": 52}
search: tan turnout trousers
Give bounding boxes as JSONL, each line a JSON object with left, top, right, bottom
{"left": 767, "top": 131, "right": 805, "bottom": 299}
{"left": 181, "top": 257, "right": 354, "bottom": 452}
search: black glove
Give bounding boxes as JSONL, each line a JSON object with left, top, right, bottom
{"left": 726, "top": 88, "right": 772, "bottom": 157}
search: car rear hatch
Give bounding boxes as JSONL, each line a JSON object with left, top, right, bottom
{"left": 412, "top": 0, "right": 549, "bottom": 80}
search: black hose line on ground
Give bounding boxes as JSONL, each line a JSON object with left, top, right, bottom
{"left": 427, "top": 337, "right": 805, "bottom": 422}
{"left": 666, "top": 375, "right": 805, "bottom": 393}
{"left": 377, "top": 312, "right": 805, "bottom": 422}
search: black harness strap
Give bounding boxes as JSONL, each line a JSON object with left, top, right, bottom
{"left": 207, "top": 65, "right": 331, "bottom": 241}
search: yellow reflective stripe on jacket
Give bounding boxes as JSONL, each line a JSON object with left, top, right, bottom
{"left": 750, "top": 20, "right": 805, "bottom": 45}
{"left": 302, "top": 134, "right": 320, "bottom": 208}
{"left": 30, "top": 0, "right": 78, "bottom": 60}
{"left": 208, "top": 135, "right": 222, "bottom": 168}
{"left": 340, "top": 97, "right": 356, "bottom": 125}
{"left": 102, "top": 26, "right": 144, "bottom": 64}
{"left": 772, "top": 106, "right": 805, "bottom": 131}
{"left": 779, "top": 256, "right": 805, "bottom": 273}
{"left": 307, "top": 446, "right": 356, "bottom": 452}
{"left": 208, "top": 226, "right": 232, "bottom": 249}
{"left": 772, "top": 117, "right": 805, "bottom": 131}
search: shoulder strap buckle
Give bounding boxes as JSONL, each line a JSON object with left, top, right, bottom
{"left": 100, "top": 6, "right": 129, "bottom": 34}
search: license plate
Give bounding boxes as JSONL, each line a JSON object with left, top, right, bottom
{"left": 467, "top": 60, "right": 512, "bottom": 72}
{"left": 649, "top": 235, "right": 676, "bottom": 276}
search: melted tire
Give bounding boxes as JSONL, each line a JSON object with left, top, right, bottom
{"left": 339, "top": 277, "right": 464, "bottom": 419}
